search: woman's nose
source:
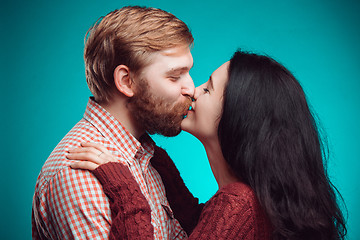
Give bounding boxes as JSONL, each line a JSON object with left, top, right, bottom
{"left": 193, "top": 85, "right": 203, "bottom": 100}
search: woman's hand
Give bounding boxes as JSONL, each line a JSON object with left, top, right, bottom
{"left": 67, "top": 142, "right": 117, "bottom": 170}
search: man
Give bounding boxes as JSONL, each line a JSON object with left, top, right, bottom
{"left": 32, "top": 6, "right": 195, "bottom": 239}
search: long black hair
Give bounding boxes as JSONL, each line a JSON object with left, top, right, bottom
{"left": 218, "top": 50, "right": 347, "bottom": 239}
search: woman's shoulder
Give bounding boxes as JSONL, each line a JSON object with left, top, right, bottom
{"left": 216, "top": 181, "right": 256, "bottom": 202}
{"left": 211, "top": 181, "right": 271, "bottom": 227}
{"left": 205, "top": 181, "right": 259, "bottom": 216}
{"left": 200, "top": 182, "right": 272, "bottom": 239}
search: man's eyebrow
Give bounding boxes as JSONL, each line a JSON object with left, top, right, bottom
{"left": 166, "top": 63, "right": 194, "bottom": 75}
{"left": 209, "top": 75, "right": 214, "bottom": 90}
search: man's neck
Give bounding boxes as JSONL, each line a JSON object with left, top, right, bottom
{"left": 98, "top": 96, "right": 145, "bottom": 140}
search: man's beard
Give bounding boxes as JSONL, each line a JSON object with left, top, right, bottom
{"left": 127, "top": 79, "right": 192, "bottom": 137}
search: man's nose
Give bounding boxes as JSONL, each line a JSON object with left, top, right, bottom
{"left": 181, "top": 74, "right": 195, "bottom": 98}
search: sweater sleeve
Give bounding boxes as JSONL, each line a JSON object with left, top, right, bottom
{"left": 151, "top": 147, "right": 205, "bottom": 235}
{"left": 91, "top": 162, "right": 154, "bottom": 240}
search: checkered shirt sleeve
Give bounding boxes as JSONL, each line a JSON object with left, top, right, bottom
{"left": 32, "top": 125, "right": 113, "bottom": 239}
{"left": 34, "top": 167, "right": 111, "bottom": 239}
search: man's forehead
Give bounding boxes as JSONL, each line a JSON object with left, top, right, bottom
{"left": 160, "top": 45, "right": 191, "bottom": 57}
{"left": 147, "top": 47, "right": 193, "bottom": 72}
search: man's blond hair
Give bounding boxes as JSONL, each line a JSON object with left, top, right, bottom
{"left": 84, "top": 6, "right": 194, "bottom": 103}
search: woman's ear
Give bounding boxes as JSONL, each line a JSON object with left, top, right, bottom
{"left": 113, "top": 65, "right": 135, "bottom": 97}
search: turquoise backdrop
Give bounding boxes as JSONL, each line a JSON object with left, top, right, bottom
{"left": 2, "top": 0, "right": 359, "bottom": 239}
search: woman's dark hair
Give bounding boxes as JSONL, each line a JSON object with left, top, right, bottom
{"left": 218, "top": 50, "right": 347, "bottom": 239}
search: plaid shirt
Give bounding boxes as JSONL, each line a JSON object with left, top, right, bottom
{"left": 32, "top": 98, "right": 187, "bottom": 239}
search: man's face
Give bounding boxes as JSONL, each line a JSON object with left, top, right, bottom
{"left": 128, "top": 45, "right": 195, "bottom": 137}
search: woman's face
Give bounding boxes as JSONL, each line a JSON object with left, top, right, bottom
{"left": 181, "top": 61, "right": 229, "bottom": 142}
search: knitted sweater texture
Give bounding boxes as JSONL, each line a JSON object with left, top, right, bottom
{"left": 92, "top": 146, "right": 272, "bottom": 239}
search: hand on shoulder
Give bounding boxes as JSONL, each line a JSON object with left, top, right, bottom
{"left": 66, "top": 142, "right": 119, "bottom": 170}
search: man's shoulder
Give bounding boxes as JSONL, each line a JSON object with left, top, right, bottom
{"left": 34, "top": 119, "right": 107, "bottom": 194}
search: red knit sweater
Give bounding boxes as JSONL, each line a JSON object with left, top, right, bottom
{"left": 91, "top": 146, "right": 273, "bottom": 239}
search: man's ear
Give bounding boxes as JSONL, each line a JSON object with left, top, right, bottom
{"left": 113, "top": 65, "right": 135, "bottom": 97}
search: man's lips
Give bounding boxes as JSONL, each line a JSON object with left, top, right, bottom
{"left": 186, "top": 104, "right": 195, "bottom": 114}
{"left": 182, "top": 105, "right": 194, "bottom": 119}
{"left": 183, "top": 105, "right": 195, "bottom": 119}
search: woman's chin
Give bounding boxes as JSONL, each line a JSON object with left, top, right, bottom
{"left": 181, "top": 116, "right": 194, "bottom": 134}
{"left": 180, "top": 119, "right": 190, "bottom": 132}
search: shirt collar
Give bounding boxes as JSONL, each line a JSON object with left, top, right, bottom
{"left": 83, "top": 97, "right": 155, "bottom": 165}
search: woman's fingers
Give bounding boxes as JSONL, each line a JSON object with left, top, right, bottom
{"left": 80, "top": 142, "right": 112, "bottom": 156}
{"left": 67, "top": 150, "right": 116, "bottom": 164}
{"left": 70, "top": 160, "right": 98, "bottom": 171}
{"left": 66, "top": 142, "right": 118, "bottom": 171}
{"left": 68, "top": 146, "right": 103, "bottom": 157}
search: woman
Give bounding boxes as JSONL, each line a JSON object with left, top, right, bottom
{"left": 67, "top": 50, "right": 347, "bottom": 239}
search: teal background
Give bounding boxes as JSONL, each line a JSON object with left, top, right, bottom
{"left": 2, "top": 0, "right": 359, "bottom": 239}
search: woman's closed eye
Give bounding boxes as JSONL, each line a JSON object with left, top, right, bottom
{"left": 203, "top": 88, "right": 210, "bottom": 93}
